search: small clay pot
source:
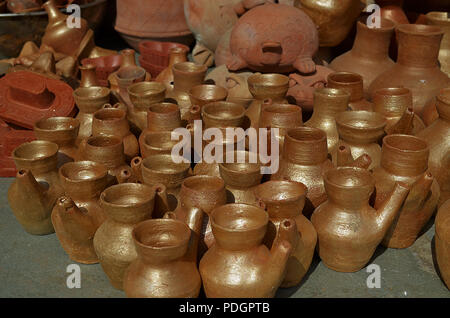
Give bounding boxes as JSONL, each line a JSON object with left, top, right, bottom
{"left": 146, "top": 102, "right": 182, "bottom": 132}
{"left": 139, "top": 131, "right": 181, "bottom": 158}
{"left": 327, "top": 72, "right": 373, "bottom": 111}
{"left": 155, "top": 47, "right": 189, "bottom": 90}
{"left": 435, "top": 199, "right": 450, "bottom": 289}
{"left": 189, "top": 84, "right": 228, "bottom": 109}
{"left": 81, "top": 55, "right": 123, "bottom": 87}
{"left": 202, "top": 101, "right": 246, "bottom": 129}
{"left": 139, "top": 41, "right": 190, "bottom": 69}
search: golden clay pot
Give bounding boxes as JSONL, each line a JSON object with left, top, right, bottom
{"left": 304, "top": 88, "right": 350, "bottom": 154}
{"left": 335, "top": 145, "right": 373, "bottom": 170}
{"left": 51, "top": 161, "right": 110, "bottom": 264}
{"left": 372, "top": 135, "right": 440, "bottom": 248}
{"left": 189, "top": 84, "right": 228, "bottom": 110}
{"left": 201, "top": 101, "right": 246, "bottom": 129}
{"left": 435, "top": 199, "right": 450, "bottom": 289}
{"left": 416, "top": 89, "right": 450, "bottom": 207}
{"left": 329, "top": 19, "right": 395, "bottom": 97}
{"left": 79, "top": 64, "right": 100, "bottom": 88}
{"left": 139, "top": 131, "right": 181, "bottom": 158}
{"left": 8, "top": 141, "right": 64, "bottom": 235}
{"left": 426, "top": 12, "right": 450, "bottom": 77}
{"left": 73, "top": 86, "right": 111, "bottom": 144}
{"left": 327, "top": 72, "right": 373, "bottom": 111}
{"left": 247, "top": 73, "right": 289, "bottom": 128}
{"left": 311, "top": 167, "right": 410, "bottom": 272}
{"left": 145, "top": 102, "right": 183, "bottom": 132}
{"left": 127, "top": 81, "right": 166, "bottom": 131}
{"left": 200, "top": 203, "right": 296, "bottom": 298}
{"left": 123, "top": 207, "right": 204, "bottom": 298}
{"left": 93, "top": 183, "right": 167, "bottom": 290}
{"left": 369, "top": 24, "right": 450, "bottom": 121}
{"left": 34, "top": 117, "right": 80, "bottom": 162}
{"left": 92, "top": 106, "right": 139, "bottom": 161}
{"left": 167, "top": 62, "right": 208, "bottom": 119}
{"left": 333, "top": 111, "right": 387, "bottom": 170}
{"left": 272, "top": 127, "right": 334, "bottom": 218}
{"left": 109, "top": 49, "right": 150, "bottom": 93}
{"left": 155, "top": 47, "right": 189, "bottom": 91}
{"left": 255, "top": 180, "right": 317, "bottom": 288}
{"left": 373, "top": 87, "right": 425, "bottom": 135}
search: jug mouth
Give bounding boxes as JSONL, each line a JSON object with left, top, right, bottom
{"left": 328, "top": 72, "right": 362, "bottom": 85}
{"left": 383, "top": 134, "right": 428, "bottom": 153}
{"left": 357, "top": 17, "right": 395, "bottom": 31}
{"left": 325, "top": 167, "right": 375, "bottom": 189}
{"left": 219, "top": 151, "right": 262, "bottom": 187}
{"left": 396, "top": 24, "right": 444, "bottom": 36}
{"left": 142, "top": 154, "right": 190, "bottom": 175}
{"left": 34, "top": 117, "right": 80, "bottom": 132}
{"left": 254, "top": 180, "right": 307, "bottom": 204}
{"left": 314, "top": 87, "right": 350, "bottom": 99}
{"left": 189, "top": 84, "right": 228, "bottom": 104}
{"left": 127, "top": 81, "right": 166, "bottom": 98}
{"left": 263, "top": 104, "right": 301, "bottom": 114}
{"left": 116, "top": 67, "right": 146, "bottom": 81}
{"left": 59, "top": 161, "right": 108, "bottom": 183}
{"left": 373, "top": 87, "right": 412, "bottom": 116}
{"left": 101, "top": 183, "right": 157, "bottom": 208}
{"left": 73, "top": 87, "right": 110, "bottom": 100}
{"left": 86, "top": 135, "right": 122, "bottom": 148}
{"left": 94, "top": 108, "right": 125, "bottom": 121}
{"left": 183, "top": 175, "right": 225, "bottom": 193}
{"left": 202, "top": 101, "right": 246, "bottom": 121}
{"left": 285, "top": 127, "right": 326, "bottom": 144}
{"left": 148, "top": 102, "right": 180, "bottom": 115}
{"left": 173, "top": 62, "right": 208, "bottom": 74}
{"left": 248, "top": 73, "right": 289, "bottom": 89}
{"left": 336, "top": 111, "right": 387, "bottom": 143}
{"left": 13, "top": 140, "right": 58, "bottom": 161}
{"left": 211, "top": 203, "right": 268, "bottom": 232}
{"left": 141, "top": 131, "right": 181, "bottom": 153}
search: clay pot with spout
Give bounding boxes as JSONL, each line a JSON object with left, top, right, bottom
{"left": 79, "top": 64, "right": 100, "bottom": 88}
{"left": 189, "top": 84, "right": 228, "bottom": 110}
{"left": 139, "top": 131, "right": 181, "bottom": 158}
{"left": 93, "top": 183, "right": 167, "bottom": 290}
{"left": 199, "top": 203, "right": 296, "bottom": 298}
{"left": 311, "top": 167, "right": 410, "bottom": 272}
{"left": 416, "top": 89, "right": 450, "bottom": 207}
{"left": 373, "top": 87, "right": 425, "bottom": 135}
{"left": 8, "top": 141, "right": 64, "bottom": 235}
{"left": 255, "top": 180, "right": 317, "bottom": 287}
{"left": 369, "top": 24, "right": 450, "bottom": 121}
{"left": 51, "top": 161, "right": 110, "bottom": 264}
{"left": 327, "top": 72, "right": 373, "bottom": 111}
{"left": 304, "top": 88, "right": 350, "bottom": 154}
{"left": 272, "top": 127, "right": 334, "bottom": 218}
{"left": 426, "top": 12, "right": 450, "bottom": 78}
{"left": 247, "top": 73, "right": 289, "bottom": 128}
{"left": 372, "top": 134, "right": 440, "bottom": 248}
{"left": 34, "top": 117, "right": 80, "bottom": 163}
{"left": 329, "top": 19, "right": 395, "bottom": 97}
{"left": 123, "top": 207, "right": 204, "bottom": 298}
{"left": 333, "top": 111, "right": 387, "bottom": 170}
{"left": 435, "top": 199, "right": 450, "bottom": 289}
{"left": 155, "top": 47, "right": 189, "bottom": 91}
{"left": 73, "top": 86, "right": 111, "bottom": 144}
{"left": 202, "top": 101, "right": 246, "bottom": 129}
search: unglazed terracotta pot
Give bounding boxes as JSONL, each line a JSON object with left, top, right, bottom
{"left": 369, "top": 24, "right": 450, "bottom": 121}
{"left": 247, "top": 73, "right": 289, "bottom": 128}
{"left": 73, "top": 86, "right": 110, "bottom": 144}
{"left": 426, "top": 12, "right": 450, "bottom": 77}
{"left": 8, "top": 141, "right": 64, "bottom": 235}
{"left": 272, "top": 127, "right": 334, "bottom": 218}
{"left": 51, "top": 161, "right": 109, "bottom": 264}
{"left": 372, "top": 87, "right": 425, "bottom": 135}
{"left": 327, "top": 72, "right": 373, "bottom": 111}
{"left": 377, "top": 0, "right": 409, "bottom": 25}
{"left": 167, "top": 62, "right": 208, "bottom": 119}
{"left": 34, "top": 117, "right": 80, "bottom": 162}
{"left": 123, "top": 208, "right": 203, "bottom": 298}
{"left": 109, "top": 49, "right": 150, "bottom": 94}
{"left": 329, "top": 19, "right": 395, "bottom": 97}
{"left": 416, "top": 89, "right": 450, "bottom": 207}
{"left": 225, "top": 3, "right": 319, "bottom": 74}
{"left": 92, "top": 107, "right": 139, "bottom": 161}
{"left": 255, "top": 180, "right": 317, "bottom": 287}
{"left": 79, "top": 64, "right": 100, "bottom": 88}
{"left": 145, "top": 102, "right": 183, "bottom": 133}
{"left": 139, "top": 131, "right": 181, "bottom": 159}
{"left": 93, "top": 183, "right": 166, "bottom": 290}
{"left": 295, "top": 0, "right": 363, "bottom": 47}
{"left": 189, "top": 84, "right": 228, "bottom": 110}
{"left": 127, "top": 81, "right": 166, "bottom": 132}
{"left": 155, "top": 47, "right": 189, "bottom": 91}
{"left": 311, "top": 167, "right": 410, "bottom": 272}
{"left": 333, "top": 111, "right": 387, "bottom": 170}
{"left": 372, "top": 134, "right": 440, "bottom": 248}
{"left": 304, "top": 88, "right": 350, "bottom": 154}
{"left": 435, "top": 199, "right": 450, "bottom": 289}
{"left": 201, "top": 101, "right": 246, "bottom": 129}
{"left": 199, "top": 203, "right": 296, "bottom": 298}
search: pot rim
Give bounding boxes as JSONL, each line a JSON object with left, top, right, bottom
{"left": 142, "top": 154, "right": 190, "bottom": 175}
{"left": 100, "top": 183, "right": 157, "bottom": 208}
{"left": 86, "top": 135, "right": 122, "bottom": 148}
{"left": 396, "top": 23, "right": 444, "bottom": 36}
{"left": 382, "top": 134, "right": 429, "bottom": 153}
{"left": 202, "top": 101, "right": 246, "bottom": 121}
{"left": 324, "top": 167, "right": 375, "bottom": 190}
{"left": 211, "top": 203, "right": 268, "bottom": 233}
{"left": 335, "top": 111, "right": 387, "bottom": 131}
{"left": 254, "top": 180, "right": 307, "bottom": 205}
{"left": 285, "top": 127, "right": 327, "bottom": 144}
{"left": 34, "top": 116, "right": 80, "bottom": 132}
{"left": 59, "top": 160, "right": 108, "bottom": 184}
{"left": 13, "top": 140, "right": 58, "bottom": 161}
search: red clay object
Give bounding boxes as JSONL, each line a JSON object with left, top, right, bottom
{"left": 138, "top": 41, "right": 189, "bottom": 68}
{"left": 138, "top": 55, "right": 165, "bottom": 78}
{"left": 81, "top": 55, "right": 123, "bottom": 87}
{"left": 0, "top": 71, "right": 75, "bottom": 129}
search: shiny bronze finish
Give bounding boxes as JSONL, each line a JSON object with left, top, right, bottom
{"left": 255, "top": 180, "right": 317, "bottom": 287}
{"left": 189, "top": 84, "right": 228, "bottom": 110}
{"left": 304, "top": 88, "right": 350, "bottom": 154}
{"left": 435, "top": 199, "right": 450, "bottom": 289}
{"left": 272, "top": 127, "right": 334, "bottom": 218}
{"left": 373, "top": 135, "right": 440, "bottom": 248}
{"left": 109, "top": 49, "right": 150, "bottom": 93}
{"left": 334, "top": 111, "right": 387, "bottom": 170}
{"left": 94, "top": 182, "right": 166, "bottom": 290}
{"left": 247, "top": 73, "right": 289, "bottom": 128}
{"left": 336, "top": 145, "right": 372, "bottom": 170}
{"left": 200, "top": 203, "right": 295, "bottom": 298}
{"left": 139, "top": 131, "right": 181, "bottom": 158}
{"left": 426, "top": 12, "right": 450, "bottom": 77}
{"left": 373, "top": 87, "right": 425, "bottom": 135}
{"left": 202, "top": 101, "right": 246, "bottom": 129}
{"left": 8, "top": 141, "right": 63, "bottom": 235}
{"left": 416, "top": 89, "right": 450, "bottom": 207}
{"left": 79, "top": 64, "right": 100, "bottom": 88}
{"left": 34, "top": 117, "right": 80, "bottom": 162}
{"left": 92, "top": 107, "right": 139, "bottom": 161}
{"left": 51, "top": 161, "right": 109, "bottom": 264}
{"left": 311, "top": 167, "right": 410, "bottom": 272}
{"left": 123, "top": 207, "right": 204, "bottom": 298}
{"left": 127, "top": 81, "right": 166, "bottom": 131}
{"left": 146, "top": 102, "right": 182, "bottom": 132}
{"left": 73, "top": 86, "right": 111, "bottom": 143}
{"left": 327, "top": 72, "right": 373, "bottom": 111}
{"left": 155, "top": 47, "right": 189, "bottom": 91}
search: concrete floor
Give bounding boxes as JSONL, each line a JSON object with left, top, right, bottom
{"left": 0, "top": 177, "right": 448, "bottom": 298}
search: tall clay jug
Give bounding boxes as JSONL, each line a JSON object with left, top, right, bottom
{"left": 155, "top": 47, "right": 189, "bottom": 90}
{"left": 327, "top": 72, "right": 373, "bottom": 111}
{"left": 311, "top": 167, "right": 410, "bottom": 272}
{"left": 8, "top": 141, "right": 64, "bottom": 235}
{"left": 435, "top": 199, "right": 450, "bottom": 289}
{"left": 255, "top": 180, "right": 317, "bottom": 287}
{"left": 426, "top": 12, "right": 450, "bottom": 77}
{"left": 93, "top": 183, "right": 166, "bottom": 290}
{"left": 123, "top": 208, "right": 204, "bottom": 298}
{"left": 369, "top": 24, "right": 450, "bottom": 121}
{"left": 372, "top": 134, "right": 440, "bottom": 248}
{"left": 199, "top": 203, "right": 296, "bottom": 298}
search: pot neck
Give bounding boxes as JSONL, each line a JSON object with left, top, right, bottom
{"left": 84, "top": 142, "right": 125, "bottom": 170}
{"left": 328, "top": 75, "right": 364, "bottom": 102}
{"left": 326, "top": 184, "right": 373, "bottom": 211}
{"left": 263, "top": 200, "right": 301, "bottom": 219}
{"left": 92, "top": 111, "right": 129, "bottom": 138}
{"left": 43, "top": 0, "right": 66, "bottom": 24}
{"left": 352, "top": 21, "right": 394, "bottom": 60}
{"left": 283, "top": 129, "right": 328, "bottom": 165}
{"left": 120, "top": 49, "right": 137, "bottom": 68}
{"left": 173, "top": 67, "right": 206, "bottom": 93}
{"left": 397, "top": 28, "right": 443, "bottom": 68}
{"left": 14, "top": 155, "right": 58, "bottom": 175}
{"left": 168, "top": 49, "right": 188, "bottom": 66}
{"left": 310, "top": 90, "right": 349, "bottom": 121}
{"left": 79, "top": 66, "right": 99, "bottom": 88}
{"left": 63, "top": 177, "right": 108, "bottom": 200}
